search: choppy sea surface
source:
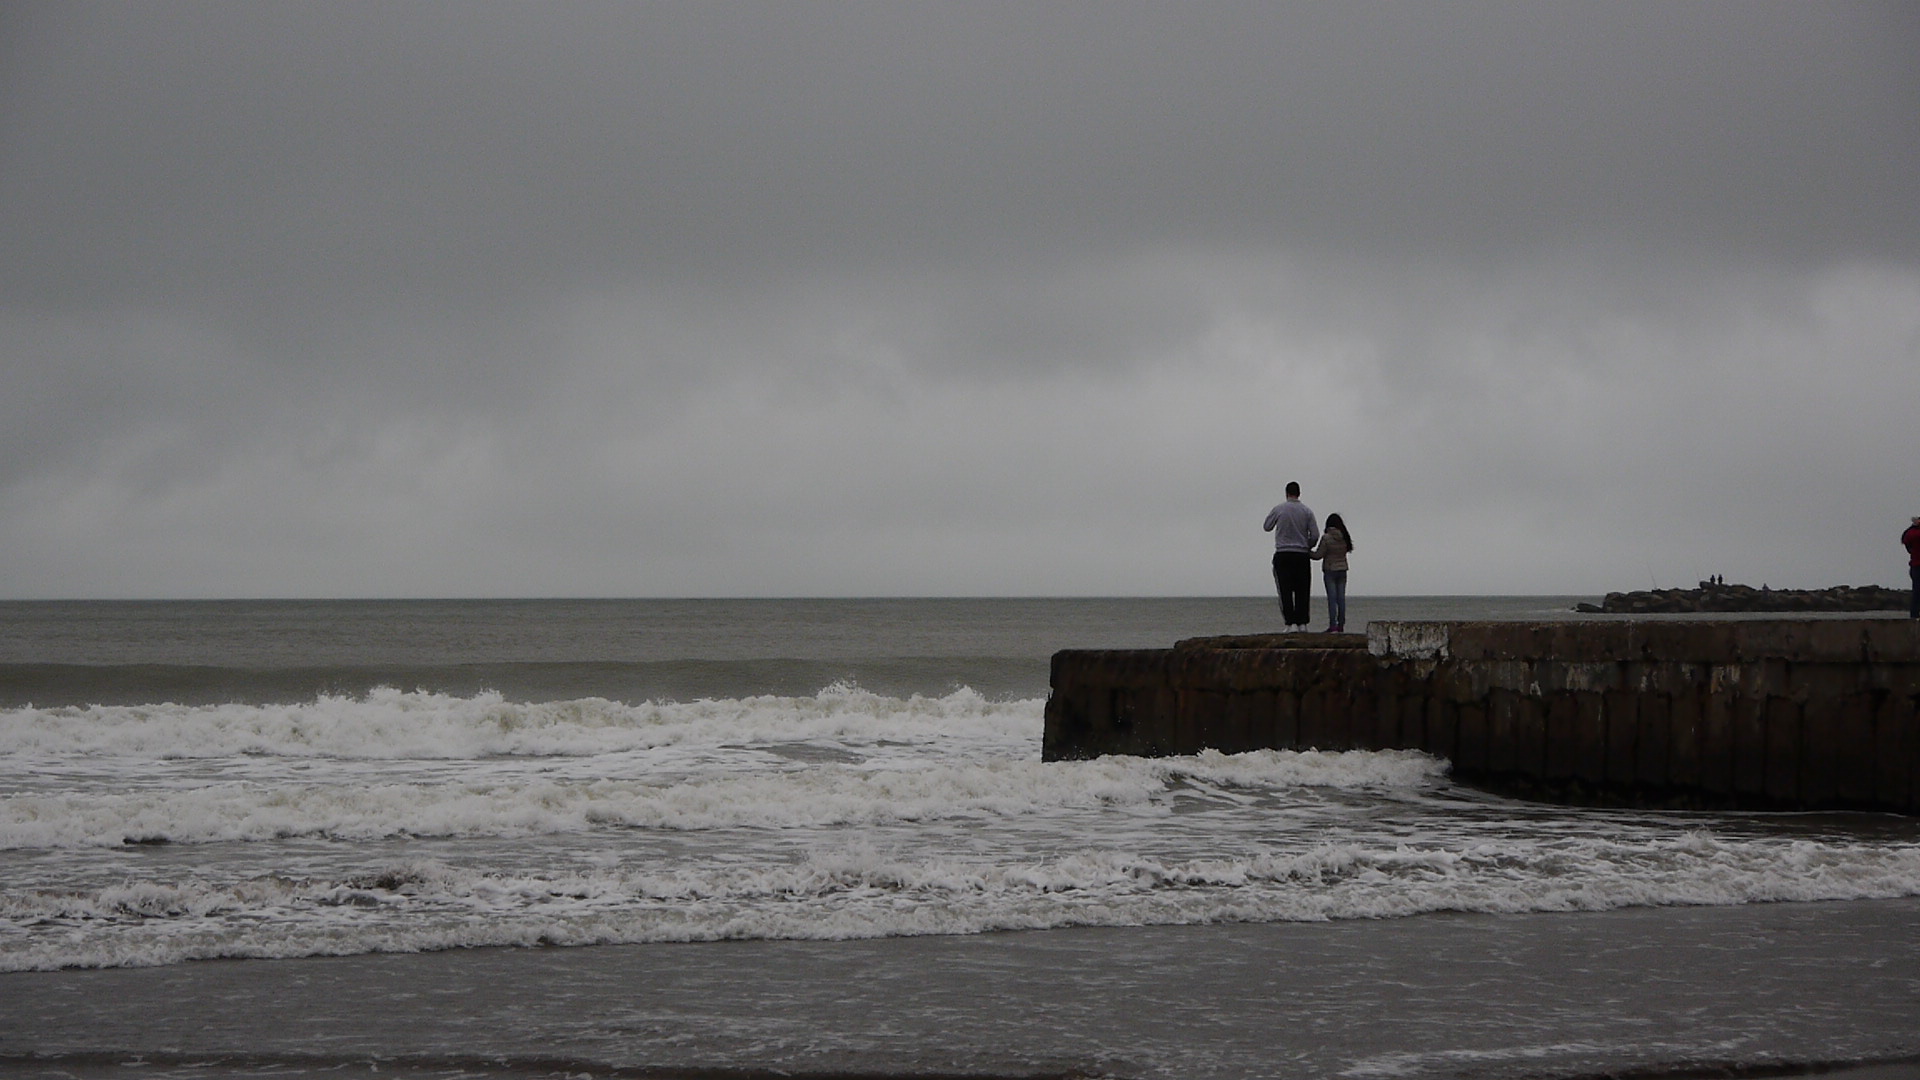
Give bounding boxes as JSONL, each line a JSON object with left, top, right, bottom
{"left": 3, "top": 597, "right": 1918, "bottom": 1080}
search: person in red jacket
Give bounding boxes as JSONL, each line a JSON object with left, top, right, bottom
{"left": 1905, "top": 516, "right": 1920, "bottom": 619}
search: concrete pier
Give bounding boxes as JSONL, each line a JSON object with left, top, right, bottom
{"left": 1042, "top": 620, "right": 1920, "bottom": 813}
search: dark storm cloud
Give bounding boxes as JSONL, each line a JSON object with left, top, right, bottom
{"left": 2, "top": 1, "right": 1917, "bottom": 597}
{"left": 4, "top": 0, "right": 1915, "bottom": 311}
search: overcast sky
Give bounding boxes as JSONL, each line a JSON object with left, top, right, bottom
{"left": 2, "top": 1, "right": 1916, "bottom": 598}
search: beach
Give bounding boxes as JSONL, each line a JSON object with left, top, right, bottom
{"left": 4, "top": 598, "right": 1919, "bottom": 1079}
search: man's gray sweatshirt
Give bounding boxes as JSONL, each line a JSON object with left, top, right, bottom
{"left": 1263, "top": 500, "right": 1320, "bottom": 553}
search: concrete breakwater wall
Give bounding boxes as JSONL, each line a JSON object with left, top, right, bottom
{"left": 1042, "top": 620, "right": 1920, "bottom": 813}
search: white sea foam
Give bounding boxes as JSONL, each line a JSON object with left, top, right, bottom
{"left": 0, "top": 747, "right": 1446, "bottom": 849}
{"left": 7, "top": 830, "right": 1920, "bottom": 971}
{"left": 0, "top": 684, "right": 1037, "bottom": 761}
{"left": 9, "top": 681, "right": 1920, "bottom": 977}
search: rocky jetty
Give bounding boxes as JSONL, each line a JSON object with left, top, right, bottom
{"left": 1575, "top": 581, "right": 1909, "bottom": 615}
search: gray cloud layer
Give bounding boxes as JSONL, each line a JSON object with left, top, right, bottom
{"left": 3, "top": 2, "right": 1917, "bottom": 597}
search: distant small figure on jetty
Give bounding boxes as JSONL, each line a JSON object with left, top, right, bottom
{"left": 1311, "top": 513, "right": 1354, "bottom": 633}
{"left": 1263, "top": 481, "right": 1319, "bottom": 633}
{"left": 1903, "top": 515, "right": 1920, "bottom": 619}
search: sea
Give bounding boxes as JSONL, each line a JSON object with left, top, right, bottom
{"left": 3, "top": 597, "right": 1919, "bottom": 1080}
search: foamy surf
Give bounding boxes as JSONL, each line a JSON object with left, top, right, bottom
{"left": 0, "top": 744, "right": 1447, "bottom": 848}
{"left": 9, "top": 599, "right": 1919, "bottom": 1080}
{"left": 0, "top": 683, "right": 1038, "bottom": 761}
{"left": 7, "top": 677, "right": 1920, "bottom": 977}
{"left": 7, "top": 830, "right": 1920, "bottom": 971}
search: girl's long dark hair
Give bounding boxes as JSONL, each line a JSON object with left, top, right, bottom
{"left": 1326, "top": 513, "right": 1353, "bottom": 550}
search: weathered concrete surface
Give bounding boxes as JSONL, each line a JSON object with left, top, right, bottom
{"left": 1042, "top": 620, "right": 1920, "bottom": 813}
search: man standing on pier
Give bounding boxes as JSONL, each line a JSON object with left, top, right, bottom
{"left": 1904, "top": 516, "right": 1920, "bottom": 619}
{"left": 1265, "top": 482, "right": 1320, "bottom": 632}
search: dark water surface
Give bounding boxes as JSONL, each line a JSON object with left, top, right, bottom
{"left": 4, "top": 899, "right": 1919, "bottom": 1080}
{"left": 0, "top": 596, "right": 1593, "bottom": 705}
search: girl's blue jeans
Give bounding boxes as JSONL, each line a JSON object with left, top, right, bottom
{"left": 1324, "top": 570, "right": 1348, "bottom": 629}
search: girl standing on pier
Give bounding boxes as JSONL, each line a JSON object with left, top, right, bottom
{"left": 1313, "top": 513, "right": 1354, "bottom": 633}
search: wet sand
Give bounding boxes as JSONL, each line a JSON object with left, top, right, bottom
{"left": 4, "top": 899, "right": 1919, "bottom": 1080}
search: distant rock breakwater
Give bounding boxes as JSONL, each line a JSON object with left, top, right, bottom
{"left": 1576, "top": 581, "right": 1909, "bottom": 615}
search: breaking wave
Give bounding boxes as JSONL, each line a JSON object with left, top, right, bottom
{"left": 0, "top": 744, "right": 1446, "bottom": 849}
{"left": 8, "top": 683, "right": 1920, "bottom": 974}
{"left": 0, "top": 683, "right": 1038, "bottom": 761}
{"left": 8, "top": 830, "right": 1920, "bottom": 971}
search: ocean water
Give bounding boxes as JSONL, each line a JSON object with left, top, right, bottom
{"left": 3, "top": 597, "right": 1918, "bottom": 1080}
